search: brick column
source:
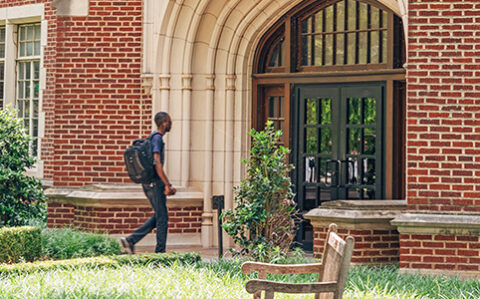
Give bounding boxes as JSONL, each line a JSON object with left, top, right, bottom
{"left": 305, "top": 200, "right": 405, "bottom": 264}
{"left": 393, "top": 0, "right": 480, "bottom": 278}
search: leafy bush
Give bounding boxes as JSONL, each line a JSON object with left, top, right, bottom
{"left": 0, "top": 252, "right": 201, "bottom": 275}
{"left": 221, "top": 121, "right": 297, "bottom": 261}
{"left": 0, "top": 106, "right": 46, "bottom": 226}
{"left": 41, "top": 227, "right": 122, "bottom": 259}
{"left": 0, "top": 226, "right": 41, "bottom": 263}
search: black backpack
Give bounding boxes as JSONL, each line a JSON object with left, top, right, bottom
{"left": 124, "top": 132, "right": 159, "bottom": 184}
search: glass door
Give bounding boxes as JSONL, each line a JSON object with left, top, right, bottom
{"left": 293, "top": 82, "right": 384, "bottom": 250}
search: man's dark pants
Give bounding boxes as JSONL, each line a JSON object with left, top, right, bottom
{"left": 127, "top": 180, "right": 168, "bottom": 253}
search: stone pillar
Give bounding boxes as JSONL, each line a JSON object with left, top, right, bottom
{"left": 305, "top": 200, "right": 406, "bottom": 264}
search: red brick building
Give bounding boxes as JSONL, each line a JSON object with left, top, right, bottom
{"left": 1, "top": 0, "right": 479, "bottom": 278}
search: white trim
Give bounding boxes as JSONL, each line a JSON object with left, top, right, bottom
{"left": 0, "top": 4, "right": 45, "bottom": 179}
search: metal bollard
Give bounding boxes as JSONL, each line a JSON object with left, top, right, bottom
{"left": 212, "top": 195, "right": 225, "bottom": 259}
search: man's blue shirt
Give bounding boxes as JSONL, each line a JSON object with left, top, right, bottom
{"left": 150, "top": 131, "right": 165, "bottom": 165}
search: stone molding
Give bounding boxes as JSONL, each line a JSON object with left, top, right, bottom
{"left": 46, "top": 184, "right": 203, "bottom": 209}
{"left": 141, "top": 73, "right": 153, "bottom": 96}
{"left": 51, "top": 0, "right": 89, "bottom": 17}
{"left": 158, "top": 74, "right": 170, "bottom": 90}
{"left": 305, "top": 200, "right": 406, "bottom": 226}
{"left": 391, "top": 213, "right": 480, "bottom": 236}
{"left": 399, "top": 268, "right": 480, "bottom": 280}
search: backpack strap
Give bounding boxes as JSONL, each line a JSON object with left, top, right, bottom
{"left": 148, "top": 131, "right": 161, "bottom": 141}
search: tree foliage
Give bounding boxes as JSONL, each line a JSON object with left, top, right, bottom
{"left": 221, "top": 122, "right": 297, "bottom": 261}
{"left": 0, "top": 106, "right": 45, "bottom": 226}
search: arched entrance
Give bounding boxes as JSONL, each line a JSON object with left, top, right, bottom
{"left": 252, "top": 0, "right": 406, "bottom": 250}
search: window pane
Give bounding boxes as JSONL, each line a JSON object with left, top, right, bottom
{"left": 382, "top": 30, "right": 388, "bottom": 63}
{"left": 0, "top": 28, "right": 5, "bottom": 58}
{"left": 320, "top": 99, "right": 332, "bottom": 125}
{"left": 348, "top": 128, "right": 361, "bottom": 155}
{"left": 27, "top": 26, "right": 33, "bottom": 40}
{"left": 325, "top": 6, "right": 333, "bottom": 32}
{"left": 26, "top": 62, "right": 31, "bottom": 80}
{"left": 348, "top": 98, "right": 361, "bottom": 124}
{"left": 34, "top": 61, "right": 40, "bottom": 79}
{"left": 306, "top": 98, "right": 317, "bottom": 124}
{"left": 302, "top": 17, "right": 312, "bottom": 34}
{"left": 320, "top": 128, "right": 332, "bottom": 154}
{"left": 314, "top": 10, "right": 323, "bottom": 33}
{"left": 279, "top": 97, "right": 284, "bottom": 117}
{"left": 347, "top": 33, "right": 356, "bottom": 65}
{"left": 301, "top": 36, "right": 311, "bottom": 66}
{"left": 336, "top": 1, "right": 345, "bottom": 31}
{"left": 371, "top": 7, "right": 379, "bottom": 28}
{"left": 347, "top": 0, "right": 356, "bottom": 30}
{"left": 268, "top": 97, "right": 275, "bottom": 118}
{"left": 34, "top": 81, "right": 39, "bottom": 98}
{"left": 18, "top": 81, "right": 24, "bottom": 98}
{"left": 34, "top": 25, "right": 41, "bottom": 39}
{"left": 358, "top": 32, "right": 368, "bottom": 64}
{"left": 370, "top": 31, "right": 380, "bottom": 64}
{"left": 298, "top": 0, "right": 389, "bottom": 67}
{"left": 359, "top": 2, "right": 368, "bottom": 30}
{"left": 336, "top": 34, "right": 345, "bottom": 65}
{"left": 27, "top": 42, "right": 33, "bottom": 56}
{"left": 363, "top": 128, "right": 376, "bottom": 154}
{"left": 19, "top": 43, "right": 25, "bottom": 57}
{"left": 34, "top": 41, "right": 40, "bottom": 56}
{"left": 324, "top": 34, "right": 333, "bottom": 65}
{"left": 20, "top": 26, "right": 26, "bottom": 41}
{"left": 313, "top": 35, "right": 323, "bottom": 65}
{"left": 363, "top": 97, "right": 376, "bottom": 124}
{"left": 306, "top": 127, "right": 317, "bottom": 154}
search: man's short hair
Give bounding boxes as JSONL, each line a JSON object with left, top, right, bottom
{"left": 154, "top": 112, "right": 169, "bottom": 128}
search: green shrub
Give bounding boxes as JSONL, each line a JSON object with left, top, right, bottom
{"left": 0, "top": 226, "right": 41, "bottom": 263}
{"left": 221, "top": 121, "right": 296, "bottom": 261}
{"left": 0, "top": 252, "right": 201, "bottom": 275}
{"left": 41, "top": 227, "right": 122, "bottom": 259}
{"left": 0, "top": 106, "right": 46, "bottom": 226}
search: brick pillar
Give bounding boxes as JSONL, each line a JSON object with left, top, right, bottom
{"left": 305, "top": 200, "right": 405, "bottom": 264}
{"left": 393, "top": 0, "right": 480, "bottom": 278}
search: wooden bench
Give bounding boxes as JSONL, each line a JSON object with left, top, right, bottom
{"left": 241, "top": 223, "right": 354, "bottom": 299}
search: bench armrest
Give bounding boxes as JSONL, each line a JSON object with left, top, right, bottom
{"left": 242, "top": 261, "right": 324, "bottom": 275}
{"left": 246, "top": 279, "right": 337, "bottom": 294}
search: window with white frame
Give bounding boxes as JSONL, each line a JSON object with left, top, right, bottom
{"left": 0, "top": 27, "right": 5, "bottom": 109}
{"left": 16, "top": 24, "right": 41, "bottom": 156}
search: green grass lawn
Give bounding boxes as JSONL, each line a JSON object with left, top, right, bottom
{"left": 1, "top": 259, "right": 479, "bottom": 298}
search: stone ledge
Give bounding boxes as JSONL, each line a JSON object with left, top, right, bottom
{"left": 391, "top": 213, "right": 480, "bottom": 236}
{"left": 46, "top": 184, "right": 203, "bottom": 209}
{"left": 399, "top": 268, "right": 480, "bottom": 280}
{"left": 305, "top": 200, "right": 406, "bottom": 223}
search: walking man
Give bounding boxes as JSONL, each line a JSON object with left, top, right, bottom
{"left": 121, "top": 112, "right": 176, "bottom": 254}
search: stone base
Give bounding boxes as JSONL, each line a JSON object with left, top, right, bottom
{"left": 46, "top": 184, "right": 204, "bottom": 246}
{"left": 305, "top": 200, "right": 406, "bottom": 264}
{"left": 392, "top": 213, "right": 480, "bottom": 276}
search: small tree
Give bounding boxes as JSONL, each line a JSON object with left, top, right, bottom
{"left": 221, "top": 121, "right": 296, "bottom": 261}
{"left": 0, "top": 106, "right": 46, "bottom": 226}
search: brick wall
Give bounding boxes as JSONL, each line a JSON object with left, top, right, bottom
{"left": 53, "top": 0, "right": 149, "bottom": 187}
{"left": 313, "top": 225, "right": 399, "bottom": 264}
{"left": 407, "top": 1, "right": 480, "bottom": 213}
{"left": 48, "top": 204, "right": 202, "bottom": 235}
{"left": 400, "top": 234, "right": 480, "bottom": 271}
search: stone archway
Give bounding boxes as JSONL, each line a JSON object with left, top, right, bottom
{"left": 142, "top": 0, "right": 408, "bottom": 248}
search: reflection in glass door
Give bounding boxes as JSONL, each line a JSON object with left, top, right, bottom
{"left": 294, "top": 83, "right": 384, "bottom": 250}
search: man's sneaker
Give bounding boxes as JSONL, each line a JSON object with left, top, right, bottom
{"left": 120, "top": 237, "right": 135, "bottom": 254}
